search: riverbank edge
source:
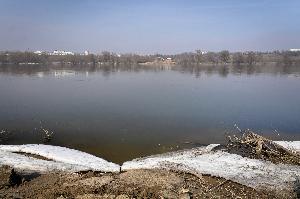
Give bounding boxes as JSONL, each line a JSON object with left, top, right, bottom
{"left": 0, "top": 141, "right": 299, "bottom": 198}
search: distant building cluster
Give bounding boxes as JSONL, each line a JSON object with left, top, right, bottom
{"left": 155, "top": 57, "right": 172, "bottom": 61}
{"left": 289, "top": 49, "right": 300, "bottom": 52}
{"left": 50, "top": 50, "right": 75, "bottom": 56}
{"left": 34, "top": 50, "right": 89, "bottom": 56}
{"left": 33, "top": 51, "right": 43, "bottom": 55}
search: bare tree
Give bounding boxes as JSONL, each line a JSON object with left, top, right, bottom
{"left": 205, "top": 52, "right": 219, "bottom": 64}
{"left": 245, "top": 52, "right": 257, "bottom": 65}
{"left": 0, "top": 52, "right": 7, "bottom": 64}
{"left": 195, "top": 50, "right": 204, "bottom": 64}
{"left": 281, "top": 52, "right": 292, "bottom": 66}
{"left": 219, "top": 50, "right": 230, "bottom": 63}
{"left": 232, "top": 53, "right": 244, "bottom": 65}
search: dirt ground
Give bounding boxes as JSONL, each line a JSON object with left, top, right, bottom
{"left": 0, "top": 166, "right": 287, "bottom": 199}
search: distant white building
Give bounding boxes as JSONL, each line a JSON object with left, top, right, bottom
{"left": 156, "top": 57, "right": 165, "bottom": 61}
{"left": 34, "top": 51, "right": 43, "bottom": 55}
{"left": 84, "top": 51, "right": 89, "bottom": 56}
{"left": 289, "top": 49, "right": 300, "bottom": 52}
{"left": 51, "top": 50, "right": 74, "bottom": 56}
{"left": 196, "top": 50, "right": 207, "bottom": 55}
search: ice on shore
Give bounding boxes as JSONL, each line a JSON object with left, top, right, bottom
{"left": 0, "top": 142, "right": 299, "bottom": 192}
{"left": 0, "top": 150, "right": 89, "bottom": 173}
{"left": 0, "top": 144, "right": 120, "bottom": 173}
{"left": 122, "top": 144, "right": 300, "bottom": 191}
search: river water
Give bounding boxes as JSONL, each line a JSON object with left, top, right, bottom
{"left": 0, "top": 64, "right": 300, "bottom": 163}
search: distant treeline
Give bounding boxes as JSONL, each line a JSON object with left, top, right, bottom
{"left": 0, "top": 50, "right": 300, "bottom": 66}
{"left": 0, "top": 51, "right": 152, "bottom": 65}
{"left": 172, "top": 50, "right": 300, "bottom": 66}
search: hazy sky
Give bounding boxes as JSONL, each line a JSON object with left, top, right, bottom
{"left": 0, "top": 0, "right": 299, "bottom": 54}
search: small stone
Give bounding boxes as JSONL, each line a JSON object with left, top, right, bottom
{"left": 179, "top": 188, "right": 190, "bottom": 194}
{"left": 116, "top": 194, "right": 130, "bottom": 199}
{"left": 57, "top": 196, "right": 67, "bottom": 199}
{"left": 179, "top": 193, "right": 190, "bottom": 199}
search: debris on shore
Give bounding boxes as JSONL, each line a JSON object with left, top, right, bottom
{"left": 0, "top": 166, "right": 22, "bottom": 188}
{"left": 226, "top": 130, "right": 300, "bottom": 165}
{"left": 41, "top": 128, "right": 54, "bottom": 143}
{"left": 0, "top": 130, "right": 10, "bottom": 143}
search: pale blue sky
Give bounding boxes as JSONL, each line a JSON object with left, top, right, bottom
{"left": 0, "top": 0, "right": 299, "bottom": 54}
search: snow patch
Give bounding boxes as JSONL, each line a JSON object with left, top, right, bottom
{"left": 0, "top": 150, "right": 89, "bottom": 173}
{"left": 0, "top": 144, "right": 120, "bottom": 173}
{"left": 275, "top": 141, "right": 300, "bottom": 152}
{"left": 122, "top": 144, "right": 300, "bottom": 191}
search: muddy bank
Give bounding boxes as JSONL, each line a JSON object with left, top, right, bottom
{"left": 0, "top": 166, "right": 280, "bottom": 199}
{"left": 1, "top": 132, "right": 300, "bottom": 198}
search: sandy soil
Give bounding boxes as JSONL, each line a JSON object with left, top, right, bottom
{"left": 0, "top": 166, "right": 285, "bottom": 199}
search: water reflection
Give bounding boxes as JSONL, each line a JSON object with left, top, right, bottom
{"left": 176, "top": 64, "right": 300, "bottom": 77}
{"left": 1, "top": 64, "right": 300, "bottom": 78}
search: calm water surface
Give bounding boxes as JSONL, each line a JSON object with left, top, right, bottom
{"left": 1, "top": 65, "right": 300, "bottom": 163}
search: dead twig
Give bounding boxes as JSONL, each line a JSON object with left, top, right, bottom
{"left": 209, "top": 179, "right": 229, "bottom": 191}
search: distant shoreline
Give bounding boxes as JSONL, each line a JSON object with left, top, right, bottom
{"left": 1, "top": 50, "right": 300, "bottom": 67}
